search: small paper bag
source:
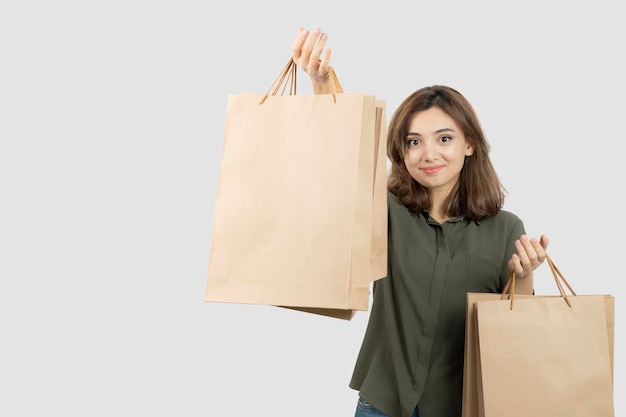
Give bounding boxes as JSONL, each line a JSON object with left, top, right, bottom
{"left": 462, "top": 254, "right": 615, "bottom": 417}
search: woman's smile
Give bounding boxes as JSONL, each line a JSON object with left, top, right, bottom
{"left": 421, "top": 165, "right": 444, "bottom": 175}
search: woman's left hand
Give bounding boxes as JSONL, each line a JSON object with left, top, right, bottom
{"left": 508, "top": 234, "right": 549, "bottom": 279}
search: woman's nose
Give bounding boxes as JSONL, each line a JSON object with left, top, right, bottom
{"left": 422, "top": 141, "right": 438, "bottom": 161}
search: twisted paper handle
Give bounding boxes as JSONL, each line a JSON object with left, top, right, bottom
{"left": 259, "top": 57, "right": 343, "bottom": 104}
{"left": 501, "top": 252, "right": 577, "bottom": 309}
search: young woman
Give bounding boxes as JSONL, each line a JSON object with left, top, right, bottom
{"left": 291, "top": 27, "right": 549, "bottom": 417}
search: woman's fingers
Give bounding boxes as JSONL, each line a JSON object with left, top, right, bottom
{"left": 292, "top": 27, "right": 331, "bottom": 77}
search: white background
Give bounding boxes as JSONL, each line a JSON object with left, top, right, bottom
{"left": 1, "top": 1, "right": 623, "bottom": 416}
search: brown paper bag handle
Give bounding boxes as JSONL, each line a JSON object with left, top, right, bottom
{"left": 259, "top": 57, "right": 344, "bottom": 104}
{"left": 501, "top": 252, "right": 577, "bottom": 309}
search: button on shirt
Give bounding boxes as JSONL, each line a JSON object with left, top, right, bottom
{"left": 349, "top": 192, "right": 526, "bottom": 417}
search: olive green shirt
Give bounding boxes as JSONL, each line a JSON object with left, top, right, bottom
{"left": 349, "top": 191, "right": 525, "bottom": 417}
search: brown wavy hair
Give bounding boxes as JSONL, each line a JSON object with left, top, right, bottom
{"left": 387, "top": 85, "right": 505, "bottom": 221}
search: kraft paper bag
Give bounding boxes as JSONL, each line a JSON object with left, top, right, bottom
{"left": 462, "top": 293, "right": 615, "bottom": 417}
{"left": 462, "top": 254, "right": 615, "bottom": 417}
{"left": 205, "top": 59, "right": 387, "bottom": 319}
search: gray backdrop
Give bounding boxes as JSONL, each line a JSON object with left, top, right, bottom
{"left": 2, "top": 0, "right": 623, "bottom": 416}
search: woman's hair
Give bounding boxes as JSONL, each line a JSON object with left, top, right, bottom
{"left": 387, "top": 85, "right": 505, "bottom": 221}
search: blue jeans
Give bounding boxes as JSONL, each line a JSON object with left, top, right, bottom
{"left": 354, "top": 396, "right": 418, "bottom": 417}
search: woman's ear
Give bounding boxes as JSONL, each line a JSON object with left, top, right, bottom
{"left": 465, "top": 141, "right": 475, "bottom": 156}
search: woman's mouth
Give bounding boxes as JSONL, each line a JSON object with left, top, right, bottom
{"left": 421, "top": 165, "right": 443, "bottom": 174}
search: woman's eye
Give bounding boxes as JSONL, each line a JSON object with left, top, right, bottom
{"left": 440, "top": 135, "right": 452, "bottom": 143}
{"left": 407, "top": 138, "right": 420, "bottom": 146}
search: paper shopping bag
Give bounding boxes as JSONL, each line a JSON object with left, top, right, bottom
{"left": 463, "top": 254, "right": 615, "bottom": 417}
{"left": 205, "top": 58, "right": 387, "bottom": 320}
{"left": 462, "top": 293, "right": 615, "bottom": 417}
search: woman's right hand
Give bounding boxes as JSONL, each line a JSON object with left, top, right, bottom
{"left": 291, "top": 27, "right": 334, "bottom": 94}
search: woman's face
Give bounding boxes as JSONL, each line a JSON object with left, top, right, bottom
{"left": 403, "top": 107, "right": 474, "bottom": 195}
